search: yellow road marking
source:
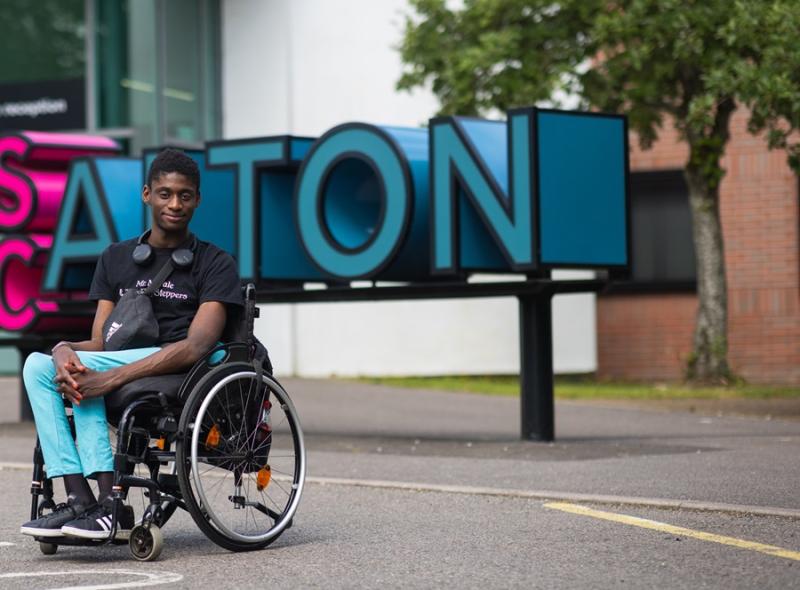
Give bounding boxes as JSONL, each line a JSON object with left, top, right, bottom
{"left": 544, "top": 502, "right": 800, "bottom": 562}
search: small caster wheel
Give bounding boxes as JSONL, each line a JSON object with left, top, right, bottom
{"left": 129, "top": 524, "right": 164, "bottom": 562}
{"left": 39, "top": 542, "right": 57, "bottom": 555}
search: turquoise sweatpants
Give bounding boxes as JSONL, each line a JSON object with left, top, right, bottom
{"left": 22, "top": 348, "right": 161, "bottom": 478}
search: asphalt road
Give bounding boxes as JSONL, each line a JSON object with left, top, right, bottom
{"left": 0, "top": 378, "right": 798, "bottom": 589}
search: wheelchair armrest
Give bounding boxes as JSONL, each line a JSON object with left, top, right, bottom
{"left": 176, "top": 342, "right": 252, "bottom": 403}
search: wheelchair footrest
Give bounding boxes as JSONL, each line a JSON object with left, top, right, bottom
{"left": 34, "top": 535, "right": 128, "bottom": 547}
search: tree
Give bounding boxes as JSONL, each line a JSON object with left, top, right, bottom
{"left": 397, "top": 0, "right": 800, "bottom": 383}
{"left": 0, "top": 0, "right": 85, "bottom": 83}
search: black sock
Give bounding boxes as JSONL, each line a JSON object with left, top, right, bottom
{"left": 63, "top": 474, "right": 96, "bottom": 506}
{"left": 95, "top": 471, "right": 114, "bottom": 505}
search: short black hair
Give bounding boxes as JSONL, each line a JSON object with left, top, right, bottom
{"left": 147, "top": 148, "right": 201, "bottom": 191}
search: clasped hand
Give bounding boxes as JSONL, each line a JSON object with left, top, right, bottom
{"left": 53, "top": 349, "right": 115, "bottom": 404}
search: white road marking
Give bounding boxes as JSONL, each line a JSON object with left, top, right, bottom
{"left": 0, "top": 461, "right": 29, "bottom": 470}
{"left": 298, "top": 475, "right": 800, "bottom": 519}
{"left": 0, "top": 569, "right": 182, "bottom": 590}
{"left": 2, "top": 460, "right": 798, "bottom": 519}
{"left": 0, "top": 541, "right": 14, "bottom": 546}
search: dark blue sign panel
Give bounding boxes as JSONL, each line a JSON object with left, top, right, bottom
{"left": 536, "top": 111, "right": 628, "bottom": 267}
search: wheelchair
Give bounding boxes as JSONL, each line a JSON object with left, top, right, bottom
{"left": 27, "top": 284, "right": 306, "bottom": 561}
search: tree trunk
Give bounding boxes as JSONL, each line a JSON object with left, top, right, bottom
{"left": 684, "top": 164, "right": 731, "bottom": 383}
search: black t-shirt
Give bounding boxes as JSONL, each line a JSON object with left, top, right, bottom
{"left": 89, "top": 237, "right": 243, "bottom": 345}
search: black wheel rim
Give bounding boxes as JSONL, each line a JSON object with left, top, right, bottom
{"left": 131, "top": 528, "right": 153, "bottom": 558}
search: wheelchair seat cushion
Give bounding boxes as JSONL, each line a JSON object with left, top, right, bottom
{"left": 104, "top": 374, "right": 186, "bottom": 416}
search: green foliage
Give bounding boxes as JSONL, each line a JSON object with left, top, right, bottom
{"left": 398, "top": 0, "right": 800, "bottom": 383}
{"left": 356, "top": 375, "right": 800, "bottom": 400}
{"left": 398, "top": 0, "right": 800, "bottom": 173}
{"left": 0, "top": 0, "right": 85, "bottom": 83}
{"left": 398, "top": 0, "right": 600, "bottom": 115}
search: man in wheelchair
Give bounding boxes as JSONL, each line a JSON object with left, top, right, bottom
{"left": 20, "top": 148, "right": 243, "bottom": 541}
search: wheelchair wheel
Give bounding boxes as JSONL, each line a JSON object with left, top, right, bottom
{"left": 129, "top": 524, "right": 164, "bottom": 561}
{"left": 176, "top": 362, "right": 306, "bottom": 552}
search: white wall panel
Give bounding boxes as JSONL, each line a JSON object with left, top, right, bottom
{"left": 286, "top": 0, "right": 440, "bottom": 135}
{"left": 222, "top": 0, "right": 597, "bottom": 377}
{"left": 222, "top": 0, "right": 293, "bottom": 137}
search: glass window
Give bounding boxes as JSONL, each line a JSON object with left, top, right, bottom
{"left": 96, "top": 0, "right": 159, "bottom": 153}
{"left": 94, "top": 0, "right": 220, "bottom": 154}
{"left": 629, "top": 170, "right": 696, "bottom": 284}
{"left": 164, "top": 0, "right": 202, "bottom": 143}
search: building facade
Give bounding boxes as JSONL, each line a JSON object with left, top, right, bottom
{"left": 0, "top": 0, "right": 597, "bottom": 378}
{"left": 219, "top": 0, "right": 597, "bottom": 377}
{"left": 1, "top": 0, "right": 796, "bottom": 384}
{"left": 598, "top": 110, "right": 800, "bottom": 385}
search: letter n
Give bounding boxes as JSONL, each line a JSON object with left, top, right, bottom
{"left": 430, "top": 110, "right": 536, "bottom": 274}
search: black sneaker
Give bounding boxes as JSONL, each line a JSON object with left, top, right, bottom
{"left": 20, "top": 497, "right": 94, "bottom": 538}
{"left": 61, "top": 500, "right": 135, "bottom": 540}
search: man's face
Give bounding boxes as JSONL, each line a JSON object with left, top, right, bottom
{"left": 142, "top": 172, "right": 200, "bottom": 234}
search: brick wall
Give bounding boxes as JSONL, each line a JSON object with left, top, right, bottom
{"left": 597, "top": 109, "right": 800, "bottom": 385}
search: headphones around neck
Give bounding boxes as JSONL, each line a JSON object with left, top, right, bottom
{"left": 132, "top": 229, "right": 197, "bottom": 268}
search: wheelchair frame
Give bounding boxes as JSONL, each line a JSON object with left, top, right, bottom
{"left": 28, "top": 285, "right": 306, "bottom": 561}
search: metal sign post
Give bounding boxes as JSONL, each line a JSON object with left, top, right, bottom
{"left": 256, "top": 278, "right": 603, "bottom": 441}
{"left": 519, "top": 293, "right": 554, "bottom": 441}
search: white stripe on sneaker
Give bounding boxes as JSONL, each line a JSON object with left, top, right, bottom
{"left": 19, "top": 526, "right": 64, "bottom": 538}
{"left": 61, "top": 525, "right": 111, "bottom": 540}
{"left": 97, "top": 518, "right": 109, "bottom": 532}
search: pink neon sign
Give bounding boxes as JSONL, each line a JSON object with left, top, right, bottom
{"left": 0, "top": 131, "right": 120, "bottom": 332}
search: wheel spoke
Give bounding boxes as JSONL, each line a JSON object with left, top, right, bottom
{"left": 236, "top": 376, "right": 257, "bottom": 449}
{"left": 268, "top": 466, "right": 296, "bottom": 477}
{"left": 204, "top": 468, "right": 231, "bottom": 500}
{"left": 242, "top": 385, "right": 266, "bottom": 454}
{"left": 268, "top": 477, "right": 291, "bottom": 499}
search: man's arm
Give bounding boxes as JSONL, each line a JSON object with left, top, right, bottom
{"left": 70, "top": 301, "right": 228, "bottom": 400}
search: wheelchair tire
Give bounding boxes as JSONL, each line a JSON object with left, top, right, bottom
{"left": 129, "top": 524, "right": 164, "bottom": 561}
{"left": 176, "top": 362, "right": 306, "bottom": 552}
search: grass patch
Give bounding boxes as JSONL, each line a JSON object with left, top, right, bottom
{"left": 356, "top": 375, "right": 800, "bottom": 400}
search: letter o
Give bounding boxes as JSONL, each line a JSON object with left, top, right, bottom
{"left": 295, "top": 125, "right": 412, "bottom": 279}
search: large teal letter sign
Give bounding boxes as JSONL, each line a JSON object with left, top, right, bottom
{"left": 431, "top": 110, "right": 536, "bottom": 274}
{"left": 208, "top": 136, "right": 318, "bottom": 282}
{"left": 37, "top": 106, "right": 628, "bottom": 296}
{"left": 431, "top": 108, "right": 628, "bottom": 273}
{"left": 207, "top": 138, "right": 286, "bottom": 281}
{"left": 43, "top": 157, "right": 143, "bottom": 291}
{"left": 295, "top": 123, "right": 428, "bottom": 280}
